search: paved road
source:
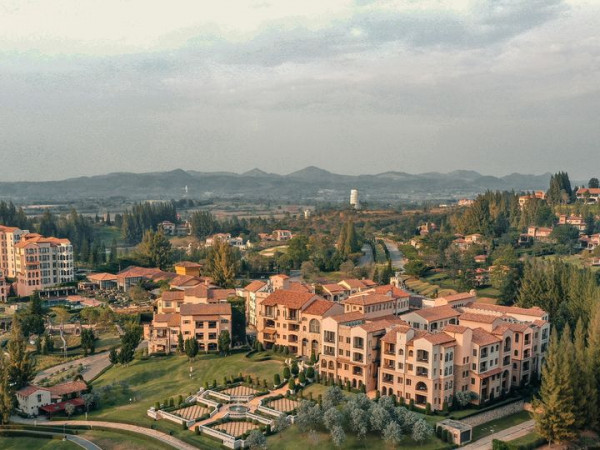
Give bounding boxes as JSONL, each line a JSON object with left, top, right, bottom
{"left": 358, "top": 243, "right": 374, "bottom": 267}
{"left": 462, "top": 420, "right": 535, "bottom": 450}
{"left": 383, "top": 239, "right": 405, "bottom": 271}
{"left": 12, "top": 417, "right": 193, "bottom": 450}
{"left": 34, "top": 351, "right": 111, "bottom": 384}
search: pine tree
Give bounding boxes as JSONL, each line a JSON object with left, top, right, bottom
{"left": 573, "top": 319, "right": 595, "bottom": 429}
{"left": 534, "top": 327, "right": 577, "bottom": 444}
{"left": 0, "top": 354, "right": 14, "bottom": 424}
{"left": 7, "top": 320, "right": 35, "bottom": 390}
{"left": 587, "top": 303, "right": 600, "bottom": 429}
{"left": 177, "top": 332, "right": 185, "bottom": 354}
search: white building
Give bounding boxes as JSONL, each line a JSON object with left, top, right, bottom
{"left": 350, "top": 189, "right": 360, "bottom": 209}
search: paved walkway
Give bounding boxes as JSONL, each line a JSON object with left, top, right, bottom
{"left": 11, "top": 417, "right": 195, "bottom": 450}
{"left": 462, "top": 420, "right": 535, "bottom": 450}
{"left": 383, "top": 239, "right": 405, "bottom": 271}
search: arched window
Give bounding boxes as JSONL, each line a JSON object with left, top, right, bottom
{"left": 309, "top": 319, "right": 320, "bottom": 334}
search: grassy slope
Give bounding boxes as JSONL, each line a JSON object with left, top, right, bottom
{"left": 472, "top": 411, "right": 532, "bottom": 440}
{"left": 0, "top": 436, "right": 79, "bottom": 449}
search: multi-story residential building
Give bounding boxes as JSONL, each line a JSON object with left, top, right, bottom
{"left": 401, "top": 306, "right": 461, "bottom": 332}
{"left": 156, "top": 285, "right": 236, "bottom": 314}
{"left": 340, "top": 291, "right": 410, "bottom": 319}
{"left": 320, "top": 314, "right": 405, "bottom": 391}
{"left": 146, "top": 303, "right": 232, "bottom": 354}
{"left": 14, "top": 234, "right": 74, "bottom": 297}
{"left": 272, "top": 230, "right": 292, "bottom": 241}
{"left": 239, "top": 280, "right": 269, "bottom": 327}
{"left": 0, "top": 225, "right": 30, "bottom": 279}
{"left": 422, "top": 291, "right": 476, "bottom": 309}
{"left": 257, "top": 289, "right": 343, "bottom": 357}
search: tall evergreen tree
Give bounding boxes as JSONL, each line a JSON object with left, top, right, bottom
{"left": 573, "top": 319, "right": 597, "bottom": 429}
{"left": 0, "top": 354, "right": 14, "bottom": 424}
{"left": 588, "top": 303, "right": 600, "bottom": 429}
{"left": 206, "top": 240, "right": 237, "bottom": 288}
{"left": 534, "top": 327, "right": 577, "bottom": 444}
{"left": 7, "top": 320, "right": 35, "bottom": 390}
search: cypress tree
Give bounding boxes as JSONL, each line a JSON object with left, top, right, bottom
{"left": 573, "top": 319, "right": 596, "bottom": 429}
{"left": 534, "top": 327, "right": 577, "bottom": 444}
{"left": 587, "top": 303, "right": 600, "bottom": 429}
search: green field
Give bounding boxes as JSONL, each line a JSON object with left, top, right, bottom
{"left": 0, "top": 436, "right": 79, "bottom": 449}
{"left": 472, "top": 411, "right": 532, "bottom": 440}
{"left": 87, "top": 352, "right": 284, "bottom": 426}
{"left": 79, "top": 429, "right": 175, "bottom": 450}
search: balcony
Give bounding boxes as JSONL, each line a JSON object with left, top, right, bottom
{"left": 352, "top": 353, "right": 364, "bottom": 364}
{"left": 416, "top": 350, "right": 429, "bottom": 363}
{"left": 263, "top": 333, "right": 276, "bottom": 342}
{"left": 382, "top": 373, "right": 394, "bottom": 383}
{"left": 288, "top": 334, "right": 299, "bottom": 343}
{"left": 384, "top": 359, "right": 395, "bottom": 370}
{"left": 352, "top": 366, "right": 363, "bottom": 376}
{"left": 416, "top": 367, "right": 429, "bottom": 377}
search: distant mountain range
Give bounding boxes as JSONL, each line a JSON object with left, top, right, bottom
{"left": 0, "top": 166, "right": 557, "bottom": 203}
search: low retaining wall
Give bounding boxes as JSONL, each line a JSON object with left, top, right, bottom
{"left": 257, "top": 405, "right": 284, "bottom": 418}
{"left": 462, "top": 400, "right": 525, "bottom": 427}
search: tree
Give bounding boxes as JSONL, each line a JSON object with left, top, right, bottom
{"left": 547, "top": 172, "right": 574, "bottom": 205}
{"left": 274, "top": 373, "right": 281, "bottom": 386}
{"left": 65, "top": 402, "right": 75, "bottom": 418}
{"left": 283, "top": 366, "right": 291, "bottom": 380}
{"left": 533, "top": 327, "right": 577, "bottom": 444}
{"left": 117, "top": 323, "right": 142, "bottom": 365}
{"left": 291, "top": 361, "right": 299, "bottom": 376}
{"left": 108, "top": 348, "right": 118, "bottom": 364}
{"left": 138, "top": 229, "right": 172, "bottom": 269}
{"left": 177, "top": 332, "right": 185, "bottom": 354}
{"left": 296, "top": 400, "right": 322, "bottom": 432}
{"left": 383, "top": 421, "right": 403, "bottom": 445}
{"left": 349, "top": 405, "right": 369, "bottom": 439}
{"left": 184, "top": 338, "right": 199, "bottom": 359}
{"left": 573, "top": 319, "right": 596, "bottom": 429}
{"left": 287, "top": 235, "right": 310, "bottom": 269}
{"left": 7, "top": 320, "right": 35, "bottom": 389}
{"left": 288, "top": 377, "right": 296, "bottom": 392}
{"left": 273, "top": 414, "right": 290, "bottom": 435}
{"left": 588, "top": 178, "right": 599, "bottom": 189}
{"left": 206, "top": 240, "right": 237, "bottom": 288}
{"left": 82, "top": 393, "right": 96, "bottom": 412}
{"left": 322, "top": 386, "right": 345, "bottom": 410}
{"left": 52, "top": 306, "right": 70, "bottom": 327}
{"left": 339, "top": 260, "right": 355, "bottom": 277}
{"left": 129, "top": 285, "right": 150, "bottom": 305}
{"left": 80, "top": 328, "right": 95, "bottom": 356}
{"left": 404, "top": 260, "right": 428, "bottom": 277}
{"left": 550, "top": 225, "right": 580, "bottom": 254}
{"left": 587, "top": 303, "right": 600, "bottom": 429}
{"left": 190, "top": 211, "right": 219, "bottom": 240}
{"left": 0, "top": 355, "right": 14, "bottom": 424}
{"left": 244, "top": 430, "right": 266, "bottom": 449}
{"left": 301, "top": 261, "right": 317, "bottom": 279}
{"left": 217, "top": 330, "right": 231, "bottom": 355}
{"left": 369, "top": 404, "right": 391, "bottom": 431}
{"left": 330, "top": 426, "right": 346, "bottom": 447}
{"left": 412, "top": 418, "right": 433, "bottom": 442}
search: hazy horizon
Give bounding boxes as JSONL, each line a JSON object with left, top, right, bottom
{"left": 2, "top": 1, "right": 599, "bottom": 181}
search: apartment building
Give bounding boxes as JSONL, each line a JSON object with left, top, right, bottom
{"left": 320, "top": 314, "right": 405, "bottom": 391}
{"left": 156, "top": 285, "right": 236, "bottom": 314}
{"left": 401, "top": 306, "right": 461, "bottom": 331}
{"left": 146, "top": 303, "right": 232, "bottom": 354}
{"left": 257, "top": 289, "right": 343, "bottom": 357}
{"left": 0, "top": 225, "right": 30, "bottom": 278}
{"left": 341, "top": 291, "right": 410, "bottom": 319}
{"left": 14, "top": 234, "right": 74, "bottom": 297}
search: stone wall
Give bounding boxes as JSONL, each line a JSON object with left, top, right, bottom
{"left": 462, "top": 400, "right": 525, "bottom": 427}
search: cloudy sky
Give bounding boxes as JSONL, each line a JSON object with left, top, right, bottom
{"left": 1, "top": 0, "right": 598, "bottom": 181}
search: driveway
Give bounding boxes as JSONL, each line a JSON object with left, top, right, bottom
{"left": 462, "top": 420, "right": 535, "bottom": 450}
{"left": 358, "top": 243, "right": 374, "bottom": 267}
{"left": 383, "top": 239, "right": 405, "bottom": 271}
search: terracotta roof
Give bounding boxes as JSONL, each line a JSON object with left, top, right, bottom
{"left": 467, "top": 303, "right": 547, "bottom": 318}
{"left": 270, "top": 274, "right": 289, "bottom": 279}
{"left": 342, "top": 293, "right": 394, "bottom": 306}
{"left": 322, "top": 283, "right": 347, "bottom": 293}
{"left": 443, "top": 324, "right": 469, "bottom": 334}
{"left": 245, "top": 280, "right": 267, "bottom": 292}
{"left": 533, "top": 319, "right": 548, "bottom": 327}
{"left": 358, "top": 319, "right": 394, "bottom": 333}
{"left": 162, "top": 290, "right": 185, "bottom": 301}
{"left": 0, "top": 225, "right": 20, "bottom": 232}
{"left": 475, "top": 367, "right": 503, "bottom": 378}
{"left": 577, "top": 188, "right": 600, "bottom": 195}
{"left": 17, "top": 385, "right": 48, "bottom": 397}
{"left": 492, "top": 324, "right": 511, "bottom": 335}
{"left": 507, "top": 323, "right": 531, "bottom": 333}
{"left": 87, "top": 272, "right": 118, "bottom": 282}
{"left": 261, "top": 290, "right": 316, "bottom": 309}
{"left": 471, "top": 328, "right": 501, "bottom": 346}
{"left": 373, "top": 285, "right": 411, "bottom": 298}
{"left": 328, "top": 311, "right": 365, "bottom": 323}
{"left": 459, "top": 312, "right": 500, "bottom": 324}
{"left": 411, "top": 306, "right": 461, "bottom": 322}
{"left": 48, "top": 380, "right": 88, "bottom": 397}
{"left": 180, "top": 303, "right": 231, "bottom": 316}
{"left": 303, "top": 299, "right": 338, "bottom": 316}
{"left": 175, "top": 261, "right": 202, "bottom": 268}
{"left": 154, "top": 313, "right": 181, "bottom": 327}
{"left": 439, "top": 292, "right": 475, "bottom": 303}
{"left": 288, "top": 282, "right": 312, "bottom": 293}
{"left": 170, "top": 275, "right": 203, "bottom": 286}
{"left": 40, "top": 397, "right": 84, "bottom": 413}
{"left": 15, "top": 235, "right": 71, "bottom": 248}
{"left": 340, "top": 279, "right": 367, "bottom": 289}
{"left": 422, "top": 332, "right": 456, "bottom": 346}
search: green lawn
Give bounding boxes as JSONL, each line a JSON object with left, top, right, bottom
{"left": 268, "top": 424, "right": 449, "bottom": 450}
{"left": 507, "top": 431, "right": 544, "bottom": 447}
{"left": 0, "top": 436, "right": 79, "bottom": 449}
{"left": 86, "top": 352, "right": 284, "bottom": 426}
{"left": 472, "top": 411, "right": 532, "bottom": 440}
{"left": 79, "top": 429, "right": 175, "bottom": 450}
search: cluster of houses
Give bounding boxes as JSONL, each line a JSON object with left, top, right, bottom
{"left": 142, "top": 272, "right": 549, "bottom": 412}
{"left": 158, "top": 220, "right": 191, "bottom": 236}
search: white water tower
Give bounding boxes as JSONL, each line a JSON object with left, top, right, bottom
{"left": 350, "top": 189, "right": 360, "bottom": 209}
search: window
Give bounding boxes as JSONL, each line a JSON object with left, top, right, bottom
{"left": 473, "top": 349, "right": 477, "bottom": 356}
{"left": 324, "top": 331, "right": 336, "bottom": 343}
{"left": 309, "top": 319, "right": 320, "bottom": 333}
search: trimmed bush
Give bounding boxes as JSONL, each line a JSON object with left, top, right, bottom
{"left": 274, "top": 373, "right": 281, "bottom": 386}
{"left": 298, "top": 372, "right": 306, "bottom": 384}
{"left": 283, "top": 367, "right": 291, "bottom": 380}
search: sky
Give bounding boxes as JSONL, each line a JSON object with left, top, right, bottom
{"left": 1, "top": 0, "right": 599, "bottom": 181}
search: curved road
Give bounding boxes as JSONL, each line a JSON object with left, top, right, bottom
{"left": 358, "top": 243, "right": 374, "bottom": 267}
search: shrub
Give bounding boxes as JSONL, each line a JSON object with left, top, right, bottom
{"left": 345, "top": 380, "right": 351, "bottom": 392}
{"left": 436, "top": 425, "right": 442, "bottom": 439}
{"left": 212, "top": 380, "right": 217, "bottom": 389}
{"left": 284, "top": 346, "right": 290, "bottom": 355}
{"left": 274, "top": 373, "right": 281, "bottom": 386}
{"left": 169, "top": 398, "right": 174, "bottom": 407}
{"left": 154, "top": 401, "right": 160, "bottom": 411}
{"left": 409, "top": 399, "right": 415, "bottom": 410}
{"left": 288, "top": 377, "right": 296, "bottom": 392}
{"left": 425, "top": 403, "right": 431, "bottom": 415}
{"left": 182, "top": 420, "right": 187, "bottom": 430}
{"left": 306, "top": 366, "right": 315, "bottom": 379}
{"left": 178, "top": 395, "right": 183, "bottom": 406}
{"left": 283, "top": 367, "right": 291, "bottom": 380}
{"left": 291, "top": 361, "right": 299, "bottom": 376}
{"left": 195, "top": 426, "right": 200, "bottom": 435}
{"left": 298, "top": 372, "right": 306, "bottom": 384}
